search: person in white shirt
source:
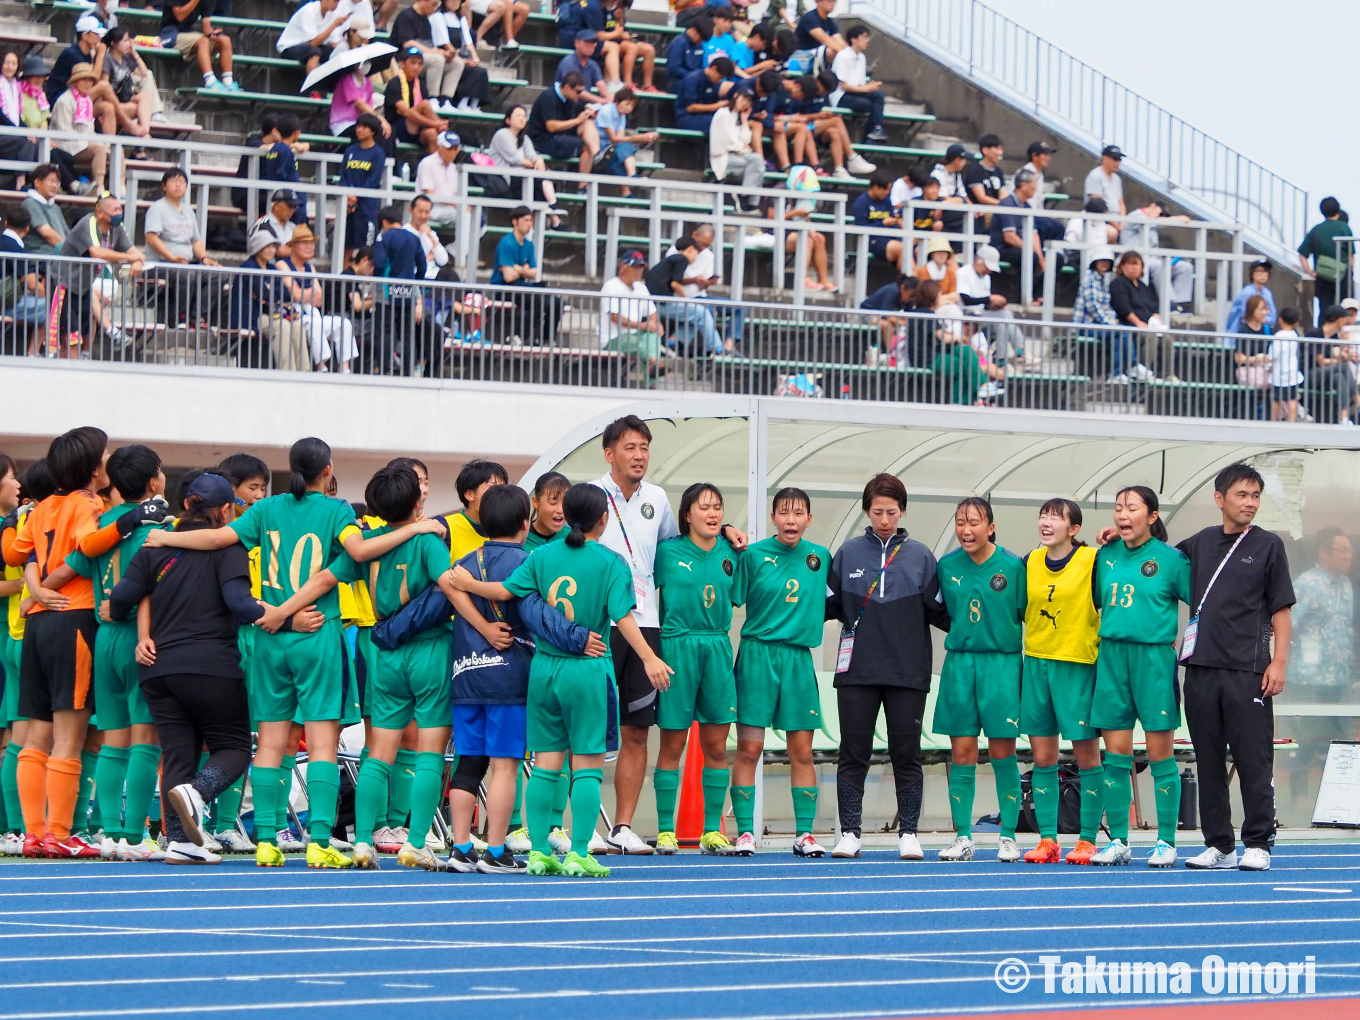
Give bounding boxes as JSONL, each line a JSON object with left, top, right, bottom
{"left": 277, "top": 0, "right": 349, "bottom": 75}
{"left": 930, "top": 144, "right": 970, "bottom": 234}
{"left": 599, "top": 252, "right": 662, "bottom": 372}
{"left": 1268, "top": 306, "right": 1304, "bottom": 422}
{"left": 956, "top": 243, "right": 1025, "bottom": 362}
{"left": 414, "top": 129, "right": 462, "bottom": 226}
{"left": 828, "top": 25, "right": 885, "bottom": 143}
{"left": 404, "top": 194, "right": 450, "bottom": 282}
{"left": 1014, "top": 141, "right": 1055, "bottom": 210}
{"left": 1084, "top": 145, "right": 1126, "bottom": 241}
{"left": 665, "top": 222, "right": 744, "bottom": 351}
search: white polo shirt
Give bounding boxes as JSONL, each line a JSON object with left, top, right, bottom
{"left": 592, "top": 472, "right": 679, "bottom": 629}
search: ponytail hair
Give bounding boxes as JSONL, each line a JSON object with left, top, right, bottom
{"left": 562, "top": 482, "right": 608, "bottom": 548}
{"left": 288, "top": 437, "right": 332, "bottom": 500}
{"left": 1116, "top": 485, "right": 1168, "bottom": 542}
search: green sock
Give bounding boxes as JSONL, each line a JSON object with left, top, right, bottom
{"left": 0, "top": 751, "right": 7, "bottom": 833}
{"left": 653, "top": 768, "right": 680, "bottom": 833}
{"left": 791, "top": 785, "right": 817, "bottom": 837}
{"left": 354, "top": 757, "right": 391, "bottom": 844}
{"left": 948, "top": 764, "right": 976, "bottom": 838}
{"left": 251, "top": 765, "right": 286, "bottom": 845}
{"left": 1101, "top": 753, "right": 1134, "bottom": 843}
{"left": 280, "top": 755, "right": 297, "bottom": 830}
{"left": 2, "top": 743, "right": 21, "bottom": 832}
{"left": 509, "top": 767, "right": 524, "bottom": 829}
{"left": 124, "top": 744, "right": 161, "bottom": 843}
{"left": 527, "top": 766, "right": 563, "bottom": 854}
{"left": 1150, "top": 757, "right": 1181, "bottom": 846}
{"left": 387, "top": 749, "right": 417, "bottom": 829}
{"left": 305, "top": 760, "right": 340, "bottom": 847}
{"left": 1078, "top": 765, "right": 1105, "bottom": 843}
{"left": 1031, "top": 765, "right": 1059, "bottom": 840}
{"left": 731, "top": 785, "right": 756, "bottom": 835}
{"left": 79, "top": 749, "right": 99, "bottom": 832}
{"left": 569, "top": 768, "right": 603, "bottom": 856}
{"left": 406, "top": 752, "right": 445, "bottom": 850}
{"left": 701, "top": 767, "right": 729, "bottom": 833}
{"left": 991, "top": 754, "right": 1021, "bottom": 840}
{"left": 212, "top": 775, "right": 246, "bottom": 835}
{"left": 94, "top": 745, "right": 131, "bottom": 842}
{"left": 550, "top": 766, "right": 570, "bottom": 830}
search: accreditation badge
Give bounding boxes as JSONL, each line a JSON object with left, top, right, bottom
{"left": 836, "top": 630, "right": 855, "bottom": 673}
{"left": 1179, "top": 615, "right": 1199, "bottom": 662}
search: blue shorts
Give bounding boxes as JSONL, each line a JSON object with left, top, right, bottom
{"left": 869, "top": 236, "right": 892, "bottom": 259}
{"left": 538, "top": 132, "right": 585, "bottom": 160}
{"left": 453, "top": 703, "right": 528, "bottom": 758}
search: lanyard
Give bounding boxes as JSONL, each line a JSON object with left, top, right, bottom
{"left": 475, "top": 545, "right": 504, "bottom": 623}
{"left": 852, "top": 539, "right": 902, "bottom": 630}
{"left": 605, "top": 491, "right": 637, "bottom": 567}
{"left": 1194, "top": 526, "right": 1253, "bottom": 617}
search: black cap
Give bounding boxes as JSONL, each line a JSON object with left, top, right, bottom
{"left": 944, "top": 143, "right": 969, "bottom": 162}
{"left": 271, "top": 188, "right": 299, "bottom": 207}
{"left": 1250, "top": 259, "right": 1272, "bottom": 272}
{"left": 1026, "top": 141, "right": 1056, "bottom": 157}
{"left": 1101, "top": 145, "right": 1124, "bottom": 160}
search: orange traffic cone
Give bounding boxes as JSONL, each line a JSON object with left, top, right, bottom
{"left": 675, "top": 723, "right": 725, "bottom": 846}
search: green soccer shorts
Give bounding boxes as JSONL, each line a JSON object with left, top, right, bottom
{"left": 0, "top": 629, "right": 24, "bottom": 727}
{"left": 250, "top": 621, "right": 352, "bottom": 724}
{"left": 527, "top": 656, "right": 616, "bottom": 755}
{"left": 734, "top": 638, "right": 820, "bottom": 732}
{"left": 658, "top": 633, "right": 737, "bottom": 730}
{"left": 1091, "top": 638, "right": 1181, "bottom": 732}
{"left": 1020, "top": 655, "right": 1097, "bottom": 741}
{"left": 92, "top": 625, "right": 153, "bottom": 731}
{"left": 354, "top": 625, "right": 377, "bottom": 717}
{"left": 933, "top": 649, "right": 1022, "bottom": 738}
{"left": 369, "top": 636, "right": 452, "bottom": 731}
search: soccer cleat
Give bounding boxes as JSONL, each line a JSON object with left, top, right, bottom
{"left": 476, "top": 848, "right": 525, "bottom": 874}
{"left": 506, "top": 827, "right": 532, "bottom": 854}
{"left": 564, "top": 850, "right": 611, "bottom": 877}
{"left": 165, "top": 841, "right": 221, "bottom": 865}
{"left": 256, "top": 841, "right": 286, "bottom": 867}
{"left": 99, "top": 836, "right": 118, "bottom": 860}
{"left": 307, "top": 843, "right": 354, "bottom": 869}
{"left": 548, "top": 827, "right": 572, "bottom": 854}
{"left": 372, "top": 825, "right": 404, "bottom": 854}
{"left": 214, "top": 829, "right": 257, "bottom": 854}
{"left": 898, "top": 833, "right": 924, "bottom": 860}
{"left": 831, "top": 831, "right": 862, "bottom": 858}
{"left": 117, "top": 837, "right": 166, "bottom": 862}
{"left": 276, "top": 827, "right": 307, "bottom": 853}
{"left": 1065, "top": 839, "right": 1097, "bottom": 865}
{"left": 699, "top": 830, "right": 737, "bottom": 855}
{"left": 330, "top": 836, "right": 354, "bottom": 852}
{"left": 201, "top": 831, "right": 224, "bottom": 854}
{"left": 444, "top": 846, "right": 477, "bottom": 874}
{"left": 606, "top": 825, "right": 654, "bottom": 855}
{"left": 1090, "top": 839, "right": 1132, "bottom": 866}
{"left": 43, "top": 834, "right": 101, "bottom": 858}
{"left": 792, "top": 834, "right": 826, "bottom": 857}
{"left": 655, "top": 831, "right": 679, "bottom": 855}
{"left": 351, "top": 842, "right": 380, "bottom": 870}
{"left": 996, "top": 836, "right": 1022, "bottom": 863}
{"left": 1185, "top": 846, "right": 1238, "bottom": 870}
{"left": 167, "top": 783, "right": 208, "bottom": 847}
{"left": 395, "top": 842, "right": 441, "bottom": 872}
{"left": 1239, "top": 847, "right": 1271, "bottom": 872}
{"left": 587, "top": 830, "right": 610, "bottom": 855}
{"left": 22, "top": 833, "right": 47, "bottom": 858}
{"left": 733, "top": 831, "right": 756, "bottom": 856}
{"left": 425, "top": 829, "right": 448, "bottom": 854}
{"left": 526, "top": 849, "right": 565, "bottom": 876}
{"left": 938, "top": 836, "right": 975, "bottom": 862}
{"left": 0, "top": 832, "right": 22, "bottom": 856}
{"left": 1023, "top": 838, "right": 1062, "bottom": 863}
{"left": 1147, "top": 841, "right": 1177, "bottom": 868}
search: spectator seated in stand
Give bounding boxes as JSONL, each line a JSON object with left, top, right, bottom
{"left": 391, "top": 0, "right": 466, "bottom": 111}
{"left": 98, "top": 28, "right": 159, "bottom": 158}
{"left": 785, "top": 71, "right": 875, "bottom": 179}
{"left": 709, "top": 87, "right": 764, "bottom": 210}
{"left": 600, "top": 250, "right": 663, "bottom": 380}
{"left": 384, "top": 46, "right": 450, "bottom": 156}
{"left": 254, "top": 112, "right": 310, "bottom": 226}
{"left": 489, "top": 204, "right": 561, "bottom": 345}
{"left": 143, "top": 166, "right": 221, "bottom": 327}
{"left": 556, "top": 30, "right": 613, "bottom": 106}
{"left": 330, "top": 27, "right": 394, "bottom": 150}
{"left": 645, "top": 236, "right": 721, "bottom": 356}
{"left": 1120, "top": 200, "right": 1195, "bottom": 312}
{"left": 528, "top": 70, "right": 600, "bottom": 181}
{"left": 433, "top": 0, "right": 492, "bottom": 113}
{"left": 227, "top": 230, "right": 284, "bottom": 369}
{"left": 756, "top": 167, "right": 834, "bottom": 292}
{"left": 596, "top": 88, "right": 658, "bottom": 196}
{"left": 472, "top": 0, "right": 529, "bottom": 51}
{"left": 860, "top": 272, "right": 919, "bottom": 356}
{"left": 488, "top": 105, "right": 564, "bottom": 226}
{"left": 674, "top": 56, "right": 735, "bottom": 134}
{"left": 1084, "top": 145, "right": 1126, "bottom": 242}
{"left": 277, "top": 0, "right": 348, "bottom": 77}
{"left": 915, "top": 233, "right": 957, "bottom": 302}
{"left": 159, "top": 0, "right": 240, "bottom": 93}
{"left": 850, "top": 169, "right": 901, "bottom": 266}
{"left": 828, "top": 24, "right": 886, "bottom": 144}
{"left": 49, "top": 62, "right": 108, "bottom": 196}
{"left": 274, "top": 224, "right": 357, "bottom": 373}
{"left": 1106, "top": 249, "right": 1160, "bottom": 384}
{"left": 600, "top": 0, "right": 658, "bottom": 93}
{"left": 249, "top": 189, "right": 301, "bottom": 264}
{"left": 791, "top": 0, "right": 845, "bottom": 73}
{"left": 666, "top": 15, "right": 712, "bottom": 85}
{"left": 1224, "top": 259, "right": 1278, "bottom": 336}
{"left": 989, "top": 169, "right": 1066, "bottom": 304}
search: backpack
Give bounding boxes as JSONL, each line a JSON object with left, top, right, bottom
{"left": 1016, "top": 762, "right": 1084, "bottom": 835}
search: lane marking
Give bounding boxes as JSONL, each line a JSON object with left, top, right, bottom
{"left": 1274, "top": 885, "right": 1352, "bottom": 894}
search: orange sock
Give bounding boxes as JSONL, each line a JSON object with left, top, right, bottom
{"left": 45, "top": 757, "right": 83, "bottom": 841}
{"left": 16, "top": 748, "right": 49, "bottom": 836}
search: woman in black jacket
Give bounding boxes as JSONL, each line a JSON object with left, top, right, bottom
{"left": 1107, "top": 250, "right": 1161, "bottom": 383}
{"left": 108, "top": 473, "right": 321, "bottom": 864}
{"left": 825, "top": 474, "right": 950, "bottom": 861}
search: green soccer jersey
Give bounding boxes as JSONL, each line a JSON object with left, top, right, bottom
{"left": 937, "top": 546, "right": 1027, "bottom": 653}
{"left": 66, "top": 503, "right": 162, "bottom": 632}
{"left": 1095, "top": 536, "right": 1190, "bottom": 645}
{"left": 732, "top": 536, "right": 831, "bottom": 648}
{"left": 654, "top": 536, "right": 736, "bottom": 638}
{"left": 230, "top": 492, "right": 358, "bottom": 618}
{"left": 503, "top": 538, "right": 636, "bottom": 658}
{"left": 366, "top": 527, "right": 453, "bottom": 636}
{"left": 524, "top": 526, "right": 564, "bottom": 552}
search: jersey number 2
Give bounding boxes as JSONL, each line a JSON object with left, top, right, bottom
{"left": 784, "top": 579, "right": 799, "bottom": 603}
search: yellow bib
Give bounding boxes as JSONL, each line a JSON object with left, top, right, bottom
{"left": 6, "top": 505, "right": 31, "bottom": 640}
{"left": 1024, "top": 545, "right": 1100, "bottom": 664}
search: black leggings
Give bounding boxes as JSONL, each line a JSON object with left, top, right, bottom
{"left": 836, "top": 684, "right": 927, "bottom": 836}
{"left": 141, "top": 672, "right": 252, "bottom": 843}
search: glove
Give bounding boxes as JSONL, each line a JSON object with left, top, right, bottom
{"left": 117, "top": 496, "right": 174, "bottom": 537}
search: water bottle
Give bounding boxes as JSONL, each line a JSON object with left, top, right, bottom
{"left": 1178, "top": 767, "right": 1198, "bottom": 830}
{"left": 400, "top": 163, "right": 411, "bottom": 183}
{"left": 865, "top": 344, "right": 879, "bottom": 367}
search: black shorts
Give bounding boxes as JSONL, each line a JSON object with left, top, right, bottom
{"left": 610, "top": 625, "right": 662, "bottom": 728}
{"left": 19, "top": 609, "right": 97, "bottom": 721}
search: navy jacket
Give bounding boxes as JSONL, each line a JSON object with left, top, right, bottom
{"left": 666, "top": 33, "right": 705, "bottom": 80}
{"left": 372, "top": 226, "right": 426, "bottom": 299}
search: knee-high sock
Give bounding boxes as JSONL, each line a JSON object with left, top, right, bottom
{"left": 79, "top": 749, "right": 99, "bottom": 832}
{"left": 46, "top": 756, "right": 83, "bottom": 841}
{"left": 653, "top": 768, "right": 680, "bottom": 833}
{"left": 1102, "top": 753, "right": 1134, "bottom": 842}
{"left": 124, "top": 745, "right": 161, "bottom": 842}
{"left": 1032, "top": 764, "right": 1059, "bottom": 841}
{"left": 550, "top": 765, "right": 570, "bottom": 830}
{"left": 509, "top": 766, "right": 524, "bottom": 829}
{"left": 569, "top": 768, "right": 603, "bottom": 856}
{"left": 1150, "top": 756, "right": 1181, "bottom": 846}
{"left": 212, "top": 775, "right": 246, "bottom": 834}
{"left": 948, "top": 764, "right": 976, "bottom": 838}
{"left": 305, "top": 760, "right": 340, "bottom": 847}
{"left": 1078, "top": 765, "right": 1105, "bottom": 844}
{"left": 250, "top": 765, "right": 286, "bottom": 845}
{"left": 0, "top": 750, "right": 7, "bottom": 834}
{"left": 406, "top": 752, "right": 445, "bottom": 850}
{"left": 527, "top": 766, "right": 563, "bottom": 855}
{"left": 279, "top": 754, "right": 297, "bottom": 830}
{"left": 16, "top": 748, "right": 48, "bottom": 836}
{"left": 2, "top": 743, "right": 22, "bottom": 832}
{"left": 991, "top": 754, "right": 1021, "bottom": 840}
{"left": 791, "top": 785, "right": 818, "bottom": 837}
{"left": 701, "top": 767, "right": 729, "bottom": 833}
{"left": 354, "top": 757, "right": 391, "bottom": 845}
{"left": 731, "top": 784, "right": 755, "bottom": 835}
{"left": 94, "top": 746, "right": 131, "bottom": 842}
{"left": 387, "top": 748, "right": 417, "bottom": 829}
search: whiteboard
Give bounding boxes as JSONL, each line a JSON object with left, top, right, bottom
{"left": 1312, "top": 741, "right": 1360, "bottom": 827}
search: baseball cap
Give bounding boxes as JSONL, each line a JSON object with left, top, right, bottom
{"left": 402, "top": 45, "right": 424, "bottom": 60}
{"left": 1102, "top": 145, "right": 1124, "bottom": 160}
{"left": 1026, "top": 141, "right": 1056, "bottom": 157}
{"left": 944, "top": 143, "right": 969, "bottom": 162}
{"left": 575, "top": 28, "right": 597, "bottom": 43}
{"left": 1343, "top": 298, "right": 1360, "bottom": 312}
{"left": 271, "top": 188, "right": 299, "bottom": 207}
{"left": 436, "top": 130, "right": 461, "bottom": 149}
{"left": 75, "top": 14, "right": 106, "bottom": 37}
{"left": 1250, "top": 259, "right": 1272, "bottom": 272}
{"left": 187, "top": 473, "right": 244, "bottom": 510}
{"left": 975, "top": 245, "right": 1001, "bottom": 272}
{"left": 620, "top": 251, "right": 647, "bottom": 267}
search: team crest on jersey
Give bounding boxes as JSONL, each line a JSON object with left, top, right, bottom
{"left": 805, "top": 553, "right": 821, "bottom": 571}
{"left": 989, "top": 572, "right": 1008, "bottom": 592}
{"left": 722, "top": 558, "right": 733, "bottom": 576}
{"left": 640, "top": 503, "right": 655, "bottom": 520}
{"left": 1141, "top": 560, "right": 1159, "bottom": 577}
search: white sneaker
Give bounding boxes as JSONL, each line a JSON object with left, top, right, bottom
{"left": 587, "top": 829, "right": 610, "bottom": 855}
{"left": 117, "top": 836, "right": 166, "bottom": 862}
{"left": 373, "top": 825, "right": 403, "bottom": 854}
{"left": 1090, "top": 839, "right": 1132, "bottom": 866}
{"left": 276, "top": 827, "right": 307, "bottom": 853}
{"left": 792, "top": 833, "right": 826, "bottom": 857}
{"left": 548, "top": 827, "right": 572, "bottom": 854}
{"left": 606, "top": 825, "right": 655, "bottom": 855}
{"left": 1129, "top": 362, "right": 1157, "bottom": 381}
{"left": 831, "top": 166, "right": 854, "bottom": 180}
{"left": 897, "top": 833, "right": 924, "bottom": 860}
{"left": 165, "top": 840, "right": 221, "bottom": 865}
{"left": 329, "top": 835, "right": 353, "bottom": 852}
{"left": 506, "top": 827, "right": 532, "bottom": 854}
{"left": 831, "top": 831, "right": 862, "bottom": 858}
{"left": 846, "top": 154, "right": 877, "bottom": 175}
{"left": 733, "top": 831, "right": 756, "bottom": 856}
{"left": 1184, "top": 846, "right": 1238, "bottom": 870}
{"left": 1146, "top": 840, "right": 1177, "bottom": 868}
{"left": 201, "top": 831, "right": 223, "bottom": 854}
{"left": 167, "top": 783, "right": 207, "bottom": 847}
{"left": 499, "top": 38, "right": 520, "bottom": 50}
{"left": 1107, "top": 372, "right": 1132, "bottom": 384}
{"left": 938, "top": 836, "right": 975, "bottom": 861}
{"left": 996, "top": 835, "right": 1021, "bottom": 863}
{"left": 396, "top": 841, "right": 445, "bottom": 871}
{"left": 976, "top": 381, "right": 1004, "bottom": 400}
{"left": 0, "top": 832, "right": 21, "bottom": 855}
{"left": 214, "top": 829, "right": 257, "bottom": 853}
{"left": 352, "top": 842, "right": 380, "bottom": 869}
{"left": 746, "top": 231, "right": 777, "bottom": 250}
{"left": 100, "top": 835, "right": 118, "bottom": 860}
{"left": 1239, "top": 847, "right": 1271, "bottom": 871}
{"left": 425, "top": 828, "right": 447, "bottom": 854}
